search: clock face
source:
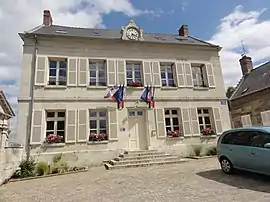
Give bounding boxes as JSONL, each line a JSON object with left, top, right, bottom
{"left": 126, "top": 28, "right": 139, "bottom": 40}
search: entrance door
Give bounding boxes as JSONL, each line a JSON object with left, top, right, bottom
{"left": 128, "top": 109, "right": 148, "bottom": 150}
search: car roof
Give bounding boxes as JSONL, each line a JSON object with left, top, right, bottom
{"left": 222, "top": 126, "right": 270, "bottom": 135}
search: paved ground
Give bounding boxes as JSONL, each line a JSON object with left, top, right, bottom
{"left": 1, "top": 158, "right": 270, "bottom": 202}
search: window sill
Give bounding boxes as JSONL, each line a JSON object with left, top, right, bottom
{"left": 87, "top": 141, "right": 109, "bottom": 145}
{"left": 161, "top": 87, "right": 178, "bottom": 90}
{"left": 42, "top": 143, "right": 66, "bottom": 147}
{"left": 126, "top": 86, "right": 144, "bottom": 90}
{"left": 44, "top": 85, "right": 67, "bottom": 89}
{"left": 193, "top": 87, "right": 209, "bottom": 91}
{"left": 200, "top": 135, "right": 217, "bottom": 138}
{"left": 87, "top": 86, "right": 107, "bottom": 90}
{"left": 166, "top": 136, "right": 184, "bottom": 140}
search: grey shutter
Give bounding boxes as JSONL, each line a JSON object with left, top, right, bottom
{"left": 261, "top": 111, "right": 270, "bottom": 126}
{"left": 117, "top": 60, "right": 126, "bottom": 85}
{"left": 189, "top": 108, "right": 200, "bottom": 135}
{"left": 213, "top": 108, "right": 222, "bottom": 134}
{"left": 241, "top": 115, "right": 251, "bottom": 127}
{"left": 206, "top": 63, "right": 215, "bottom": 87}
{"left": 152, "top": 61, "right": 161, "bottom": 87}
{"left": 143, "top": 61, "right": 152, "bottom": 86}
{"left": 67, "top": 58, "right": 77, "bottom": 86}
{"left": 35, "top": 56, "right": 46, "bottom": 86}
{"left": 108, "top": 109, "right": 118, "bottom": 140}
{"left": 77, "top": 109, "right": 88, "bottom": 142}
{"left": 78, "top": 58, "right": 88, "bottom": 86}
{"left": 31, "top": 110, "right": 44, "bottom": 145}
{"left": 107, "top": 60, "right": 117, "bottom": 86}
{"left": 155, "top": 108, "right": 166, "bottom": 138}
{"left": 181, "top": 108, "right": 191, "bottom": 136}
{"left": 183, "top": 62, "right": 193, "bottom": 87}
{"left": 65, "top": 110, "right": 77, "bottom": 143}
{"left": 175, "top": 62, "right": 185, "bottom": 87}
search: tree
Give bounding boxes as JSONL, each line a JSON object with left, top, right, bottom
{"left": 226, "top": 86, "right": 235, "bottom": 99}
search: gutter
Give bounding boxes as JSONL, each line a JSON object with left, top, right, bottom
{"left": 25, "top": 35, "right": 38, "bottom": 160}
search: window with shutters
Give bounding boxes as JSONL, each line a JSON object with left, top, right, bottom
{"left": 45, "top": 111, "right": 65, "bottom": 143}
{"left": 164, "top": 109, "right": 182, "bottom": 137}
{"left": 191, "top": 64, "right": 207, "bottom": 87}
{"left": 126, "top": 61, "right": 143, "bottom": 87}
{"left": 89, "top": 110, "right": 108, "bottom": 141}
{"left": 89, "top": 60, "right": 106, "bottom": 86}
{"left": 48, "top": 58, "right": 67, "bottom": 85}
{"left": 160, "top": 63, "right": 176, "bottom": 87}
{"left": 197, "top": 108, "right": 213, "bottom": 131}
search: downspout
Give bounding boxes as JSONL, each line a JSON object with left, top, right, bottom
{"left": 26, "top": 35, "right": 38, "bottom": 160}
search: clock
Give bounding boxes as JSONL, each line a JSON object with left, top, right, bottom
{"left": 126, "top": 27, "right": 140, "bottom": 40}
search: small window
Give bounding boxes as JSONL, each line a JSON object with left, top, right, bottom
{"left": 48, "top": 58, "right": 67, "bottom": 86}
{"left": 222, "top": 131, "right": 251, "bottom": 146}
{"left": 137, "top": 111, "right": 143, "bottom": 116}
{"left": 129, "top": 111, "right": 136, "bottom": 117}
{"left": 191, "top": 64, "right": 207, "bottom": 87}
{"left": 250, "top": 131, "right": 270, "bottom": 148}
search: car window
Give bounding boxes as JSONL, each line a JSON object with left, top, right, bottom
{"left": 221, "top": 131, "right": 251, "bottom": 146}
{"left": 250, "top": 131, "right": 270, "bottom": 148}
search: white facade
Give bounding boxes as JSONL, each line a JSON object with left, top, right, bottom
{"left": 17, "top": 21, "right": 231, "bottom": 166}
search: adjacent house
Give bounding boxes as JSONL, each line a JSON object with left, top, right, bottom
{"left": 230, "top": 55, "right": 270, "bottom": 128}
{"left": 17, "top": 10, "right": 231, "bottom": 166}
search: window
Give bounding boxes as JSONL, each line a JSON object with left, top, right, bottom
{"left": 221, "top": 131, "right": 251, "bottom": 146}
{"left": 89, "top": 110, "right": 108, "bottom": 141}
{"left": 197, "top": 108, "right": 212, "bottom": 131}
{"left": 160, "top": 63, "right": 176, "bottom": 87}
{"left": 191, "top": 64, "right": 206, "bottom": 87}
{"left": 45, "top": 111, "right": 65, "bottom": 143}
{"left": 164, "top": 109, "right": 180, "bottom": 133}
{"left": 126, "top": 62, "right": 142, "bottom": 86}
{"left": 89, "top": 60, "right": 106, "bottom": 86}
{"left": 48, "top": 58, "right": 67, "bottom": 85}
{"left": 250, "top": 131, "right": 270, "bottom": 148}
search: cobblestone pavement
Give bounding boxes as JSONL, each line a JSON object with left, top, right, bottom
{"left": 1, "top": 158, "right": 270, "bottom": 202}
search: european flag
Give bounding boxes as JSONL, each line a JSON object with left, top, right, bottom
{"left": 140, "top": 86, "right": 149, "bottom": 103}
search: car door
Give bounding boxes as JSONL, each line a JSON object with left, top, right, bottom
{"left": 249, "top": 131, "right": 270, "bottom": 175}
{"left": 225, "top": 131, "right": 252, "bottom": 169}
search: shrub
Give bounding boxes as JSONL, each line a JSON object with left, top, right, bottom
{"left": 52, "top": 153, "right": 63, "bottom": 163}
{"left": 51, "top": 161, "right": 69, "bottom": 174}
{"left": 206, "top": 146, "right": 217, "bottom": 156}
{"left": 36, "top": 161, "right": 49, "bottom": 176}
{"left": 19, "top": 158, "right": 36, "bottom": 178}
{"left": 191, "top": 145, "right": 203, "bottom": 156}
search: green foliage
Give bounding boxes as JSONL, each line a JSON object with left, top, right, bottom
{"left": 205, "top": 146, "right": 217, "bottom": 156}
{"left": 226, "top": 86, "right": 235, "bottom": 99}
{"left": 191, "top": 145, "right": 203, "bottom": 156}
{"left": 19, "top": 158, "right": 36, "bottom": 178}
{"left": 51, "top": 161, "right": 69, "bottom": 174}
{"left": 52, "top": 153, "right": 63, "bottom": 163}
{"left": 36, "top": 161, "right": 49, "bottom": 176}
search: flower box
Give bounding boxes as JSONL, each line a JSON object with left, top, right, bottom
{"left": 127, "top": 80, "right": 143, "bottom": 87}
{"left": 201, "top": 128, "right": 216, "bottom": 136}
{"left": 89, "top": 133, "right": 108, "bottom": 142}
{"left": 166, "top": 130, "right": 183, "bottom": 138}
{"left": 44, "top": 134, "right": 64, "bottom": 144}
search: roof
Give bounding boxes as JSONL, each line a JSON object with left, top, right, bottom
{"left": 0, "top": 90, "right": 15, "bottom": 118}
{"left": 223, "top": 126, "right": 270, "bottom": 134}
{"left": 230, "top": 61, "right": 270, "bottom": 100}
{"left": 20, "top": 25, "right": 219, "bottom": 47}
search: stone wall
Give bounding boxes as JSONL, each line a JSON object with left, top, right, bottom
{"left": 230, "top": 88, "right": 270, "bottom": 127}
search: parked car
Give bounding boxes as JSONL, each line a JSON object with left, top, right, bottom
{"left": 217, "top": 126, "right": 270, "bottom": 175}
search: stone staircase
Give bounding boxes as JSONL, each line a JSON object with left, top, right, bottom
{"left": 104, "top": 150, "right": 186, "bottom": 170}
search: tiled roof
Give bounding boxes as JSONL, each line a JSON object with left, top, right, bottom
{"left": 231, "top": 61, "right": 270, "bottom": 100}
{"left": 21, "top": 25, "right": 218, "bottom": 47}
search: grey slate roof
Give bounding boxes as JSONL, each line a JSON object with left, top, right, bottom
{"left": 231, "top": 61, "right": 270, "bottom": 100}
{"left": 23, "top": 25, "right": 218, "bottom": 47}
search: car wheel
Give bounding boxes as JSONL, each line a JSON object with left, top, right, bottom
{"left": 220, "top": 157, "right": 233, "bottom": 174}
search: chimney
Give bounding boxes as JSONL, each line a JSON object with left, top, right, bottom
{"left": 179, "top": 25, "right": 188, "bottom": 37}
{"left": 43, "top": 10, "right": 53, "bottom": 26}
{"left": 239, "top": 55, "right": 253, "bottom": 75}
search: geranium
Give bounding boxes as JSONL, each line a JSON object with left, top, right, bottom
{"left": 201, "top": 127, "right": 216, "bottom": 136}
{"left": 167, "top": 130, "right": 182, "bottom": 137}
{"left": 127, "top": 80, "right": 143, "bottom": 87}
{"left": 89, "top": 133, "right": 107, "bottom": 141}
{"left": 44, "top": 134, "right": 64, "bottom": 144}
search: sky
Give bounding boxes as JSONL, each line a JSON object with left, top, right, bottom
{"left": 0, "top": 0, "right": 270, "bottom": 140}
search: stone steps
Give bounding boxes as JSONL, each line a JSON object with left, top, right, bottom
{"left": 104, "top": 150, "right": 186, "bottom": 170}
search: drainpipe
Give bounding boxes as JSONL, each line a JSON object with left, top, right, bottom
{"left": 25, "top": 35, "right": 38, "bottom": 160}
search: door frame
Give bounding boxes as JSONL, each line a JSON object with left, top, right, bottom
{"left": 127, "top": 107, "right": 149, "bottom": 150}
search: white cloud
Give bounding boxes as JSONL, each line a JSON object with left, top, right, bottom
{"left": 0, "top": 0, "right": 164, "bottom": 141}
{"left": 209, "top": 5, "right": 270, "bottom": 87}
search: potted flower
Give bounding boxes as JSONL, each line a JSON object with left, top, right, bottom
{"left": 44, "top": 134, "right": 64, "bottom": 144}
{"left": 201, "top": 127, "right": 216, "bottom": 136}
{"left": 167, "top": 130, "right": 182, "bottom": 138}
{"left": 89, "top": 133, "right": 107, "bottom": 141}
{"left": 127, "top": 80, "right": 143, "bottom": 87}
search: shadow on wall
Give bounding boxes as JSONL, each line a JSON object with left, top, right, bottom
{"left": 196, "top": 169, "right": 270, "bottom": 193}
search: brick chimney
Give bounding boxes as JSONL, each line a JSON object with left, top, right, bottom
{"left": 179, "top": 25, "right": 188, "bottom": 37}
{"left": 239, "top": 55, "right": 253, "bottom": 75}
{"left": 43, "top": 10, "right": 53, "bottom": 26}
